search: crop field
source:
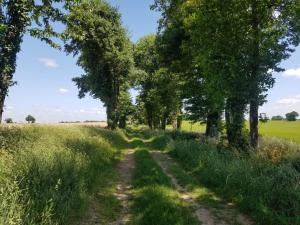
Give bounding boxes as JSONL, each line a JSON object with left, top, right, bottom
{"left": 180, "top": 120, "right": 300, "bottom": 144}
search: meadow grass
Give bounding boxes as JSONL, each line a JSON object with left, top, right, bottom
{"left": 0, "top": 125, "right": 125, "bottom": 225}
{"left": 167, "top": 138, "right": 300, "bottom": 225}
{"left": 130, "top": 149, "right": 198, "bottom": 225}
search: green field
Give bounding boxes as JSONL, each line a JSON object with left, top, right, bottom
{"left": 179, "top": 120, "right": 300, "bottom": 144}
{"left": 259, "top": 121, "right": 300, "bottom": 144}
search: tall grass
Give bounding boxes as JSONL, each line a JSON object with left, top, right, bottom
{"left": 168, "top": 138, "right": 300, "bottom": 225}
{"left": 0, "top": 125, "right": 123, "bottom": 225}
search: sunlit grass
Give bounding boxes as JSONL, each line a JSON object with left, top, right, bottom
{"left": 0, "top": 125, "right": 124, "bottom": 225}
{"left": 169, "top": 139, "right": 300, "bottom": 225}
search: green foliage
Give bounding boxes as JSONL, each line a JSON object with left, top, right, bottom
{"left": 64, "top": 0, "right": 133, "bottom": 129}
{"left": 169, "top": 138, "right": 300, "bottom": 225}
{"left": 25, "top": 115, "right": 35, "bottom": 123}
{"left": 4, "top": 118, "right": 13, "bottom": 123}
{"left": 133, "top": 35, "right": 182, "bottom": 129}
{"left": 0, "top": 125, "right": 121, "bottom": 225}
{"left": 286, "top": 111, "right": 299, "bottom": 121}
{"left": 131, "top": 150, "right": 198, "bottom": 225}
{"left": 153, "top": 0, "right": 300, "bottom": 149}
{"left": 272, "top": 115, "right": 284, "bottom": 120}
{"left": 117, "top": 91, "right": 135, "bottom": 128}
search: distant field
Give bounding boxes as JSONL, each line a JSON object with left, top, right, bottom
{"left": 179, "top": 120, "right": 300, "bottom": 144}
{"left": 259, "top": 120, "right": 300, "bottom": 144}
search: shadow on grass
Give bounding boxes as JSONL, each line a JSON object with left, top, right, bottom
{"left": 168, "top": 163, "right": 228, "bottom": 210}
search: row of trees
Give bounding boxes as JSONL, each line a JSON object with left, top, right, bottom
{"left": 1, "top": 0, "right": 300, "bottom": 150}
{"left": 149, "top": 0, "right": 300, "bottom": 149}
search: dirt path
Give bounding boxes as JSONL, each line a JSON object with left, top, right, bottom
{"left": 78, "top": 200, "right": 102, "bottom": 225}
{"left": 109, "top": 149, "right": 135, "bottom": 225}
{"left": 151, "top": 151, "right": 252, "bottom": 225}
{"left": 79, "top": 149, "right": 135, "bottom": 225}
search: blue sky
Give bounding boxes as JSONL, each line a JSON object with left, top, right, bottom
{"left": 3, "top": 0, "right": 300, "bottom": 123}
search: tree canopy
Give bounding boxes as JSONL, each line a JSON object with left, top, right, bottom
{"left": 64, "top": 0, "right": 133, "bottom": 129}
{"left": 153, "top": 0, "right": 300, "bottom": 149}
{"left": 286, "top": 111, "right": 299, "bottom": 121}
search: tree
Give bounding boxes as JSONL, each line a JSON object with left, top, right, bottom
{"left": 133, "top": 35, "right": 160, "bottom": 129}
{"left": 244, "top": 0, "right": 300, "bottom": 147}
{"left": 4, "top": 118, "right": 12, "bottom": 123}
{"left": 153, "top": 0, "right": 225, "bottom": 138}
{"left": 64, "top": 0, "right": 133, "bottom": 129}
{"left": 0, "top": 0, "right": 76, "bottom": 123}
{"left": 133, "top": 34, "right": 182, "bottom": 130}
{"left": 272, "top": 115, "right": 284, "bottom": 120}
{"left": 25, "top": 115, "right": 35, "bottom": 123}
{"left": 117, "top": 90, "right": 134, "bottom": 128}
{"left": 286, "top": 111, "right": 299, "bottom": 121}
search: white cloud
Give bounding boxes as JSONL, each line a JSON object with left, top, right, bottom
{"left": 59, "top": 88, "right": 69, "bottom": 93}
{"left": 276, "top": 94, "right": 300, "bottom": 105}
{"left": 39, "top": 58, "right": 58, "bottom": 68}
{"left": 283, "top": 68, "right": 300, "bottom": 78}
{"left": 78, "top": 108, "right": 105, "bottom": 115}
{"left": 277, "top": 98, "right": 300, "bottom": 104}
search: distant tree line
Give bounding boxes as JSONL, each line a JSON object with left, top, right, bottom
{"left": 272, "top": 111, "right": 299, "bottom": 121}
{"left": 1, "top": 0, "right": 300, "bottom": 151}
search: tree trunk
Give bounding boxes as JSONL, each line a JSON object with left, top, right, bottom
{"left": 161, "top": 111, "right": 169, "bottom": 130}
{"left": 225, "top": 98, "right": 248, "bottom": 150}
{"left": 147, "top": 112, "right": 153, "bottom": 129}
{"left": 177, "top": 115, "right": 182, "bottom": 130}
{"left": 118, "top": 116, "right": 126, "bottom": 129}
{"left": 249, "top": 0, "right": 260, "bottom": 148}
{"left": 0, "top": 94, "right": 6, "bottom": 124}
{"left": 161, "top": 115, "right": 167, "bottom": 130}
{"left": 106, "top": 104, "right": 118, "bottom": 130}
{"left": 249, "top": 100, "right": 259, "bottom": 148}
{"left": 0, "top": 96, "right": 4, "bottom": 124}
{"left": 205, "top": 111, "right": 220, "bottom": 138}
{"left": 161, "top": 119, "right": 166, "bottom": 130}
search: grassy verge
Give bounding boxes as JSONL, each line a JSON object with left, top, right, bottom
{"left": 168, "top": 139, "right": 300, "bottom": 225}
{"left": 130, "top": 149, "right": 198, "bottom": 225}
{"left": 0, "top": 125, "right": 124, "bottom": 225}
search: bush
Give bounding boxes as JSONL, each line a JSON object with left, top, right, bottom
{"left": 169, "top": 139, "right": 300, "bottom": 225}
{"left": 0, "top": 125, "right": 121, "bottom": 225}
